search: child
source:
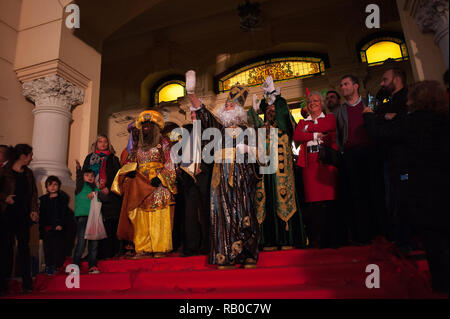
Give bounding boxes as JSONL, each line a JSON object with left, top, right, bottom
{"left": 39, "top": 176, "right": 69, "bottom": 275}
{"left": 73, "top": 160, "right": 106, "bottom": 274}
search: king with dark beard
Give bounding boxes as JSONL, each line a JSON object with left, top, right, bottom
{"left": 185, "top": 70, "right": 260, "bottom": 269}
{"left": 112, "top": 111, "right": 177, "bottom": 259}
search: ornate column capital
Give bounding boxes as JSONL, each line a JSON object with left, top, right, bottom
{"left": 416, "top": 0, "right": 449, "bottom": 35}
{"left": 22, "top": 74, "right": 85, "bottom": 111}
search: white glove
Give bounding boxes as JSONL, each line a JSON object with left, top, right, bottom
{"left": 262, "top": 75, "right": 275, "bottom": 94}
{"left": 252, "top": 94, "right": 261, "bottom": 112}
{"left": 185, "top": 70, "right": 196, "bottom": 94}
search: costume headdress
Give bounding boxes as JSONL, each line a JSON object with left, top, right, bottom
{"left": 126, "top": 121, "right": 136, "bottom": 154}
{"left": 135, "top": 110, "right": 165, "bottom": 130}
{"left": 226, "top": 83, "right": 250, "bottom": 110}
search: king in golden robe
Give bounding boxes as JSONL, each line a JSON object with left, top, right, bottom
{"left": 112, "top": 110, "right": 177, "bottom": 258}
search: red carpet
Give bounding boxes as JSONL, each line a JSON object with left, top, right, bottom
{"left": 4, "top": 239, "right": 448, "bottom": 299}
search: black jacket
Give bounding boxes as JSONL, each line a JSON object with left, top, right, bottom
{"left": 373, "top": 88, "right": 409, "bottom": 163}
{"left": 0, "top": 164, "right": 38, "bottom": 216}
{"left": 364, "top": 110, "right": 449, "bottom": 231}
{"left": 374, "top": 87, "right": 408, "bottom": 121}
{"left": 39, "top": 191, "right": 69, "bottom": 238}
{"left": 82, "top": 153, "right": 122, "bottom": 218}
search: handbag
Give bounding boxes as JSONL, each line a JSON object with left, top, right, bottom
{"left": 84, "top": 192, "right": 107, "bottom": 240}
{"left": 318, "top": 144, "right": 343, "bottom": 167}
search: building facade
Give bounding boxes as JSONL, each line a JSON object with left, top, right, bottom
{"left": 0, "top": 0, "right": 448, "bottom": 264}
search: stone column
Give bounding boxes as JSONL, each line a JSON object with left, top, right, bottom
{"left": 416, "top": 0, "right": 449, "bottom": 68}
{"left": 22, "top": 75, "right": 85, "bottom": 186}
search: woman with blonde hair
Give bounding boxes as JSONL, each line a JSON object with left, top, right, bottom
{"left": 294, "top": 92, "right": 339, "bottom": 248}
{"left": 81, "top": 134, "right": 122, "bottom": 259}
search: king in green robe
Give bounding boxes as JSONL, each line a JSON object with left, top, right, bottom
{"left": 248, "top": 76, "right": 305, "bottom": 250}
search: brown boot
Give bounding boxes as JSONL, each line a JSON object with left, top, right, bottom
{"left": 153, "top": 252, "right": 166, "bottom": 259}
{"left": 217, "top": 264, "right": 236, "bottom": 270}
{"left": 243, "top": 258, "right": 257, "bottom": 269}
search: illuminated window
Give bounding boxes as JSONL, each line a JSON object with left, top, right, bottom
{"left": 360, "top": 36, "right": 409, "bottom": 66}
{"left": 290, "top": 108, "right": 304, "bottom": 123}
{"left": 154, "top": 80, "right": 186, "bottom": 105}
{"left": 217, "top": 56, "right": 326, "bottom": 93}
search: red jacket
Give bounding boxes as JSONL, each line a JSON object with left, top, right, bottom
{"left": 294, "top": 113, "right": 338, "bottom": 168}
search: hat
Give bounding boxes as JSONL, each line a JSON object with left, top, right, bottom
{"left": 135, "top": 110, "right": 165, "bottom": 130}
{"left": 126, "top": 120, "right": 137, "bottom": 154}
{"left": 226, "top": 84, "right": 250, "bottom": 110}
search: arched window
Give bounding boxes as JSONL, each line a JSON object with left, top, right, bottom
{"left": 216, "top": 54, "right": 327, "bottom": 93}
{"left": 359, "top": 35, "right": 409, "bottom": 66}
{"left": 154, "top": 80, "right": 186, "bottom": 105}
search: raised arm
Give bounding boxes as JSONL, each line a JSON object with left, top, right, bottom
{"left": 75, "top": 160, "right": 84, "bottom": 195}
{"left": 186, "top": 70, "right": 202, "bottom": 110}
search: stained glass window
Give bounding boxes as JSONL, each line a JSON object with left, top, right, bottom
{"left": 217, "top": 57, "right": 325, "bottom": 93}
{"left": 360, "top": 37, "right": 409, "bottom": 66}
{"left": 155, "top": 80, "right": 186, "bottom": 105}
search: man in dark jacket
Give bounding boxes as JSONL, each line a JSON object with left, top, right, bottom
{"left": 335, "top": 75, "right": 384, "bottom": 245}
{"left": 373, "top": 67, "right": 410, "bottom": 249}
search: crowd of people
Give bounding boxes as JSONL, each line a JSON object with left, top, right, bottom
{"left": 0, "top": 67, "right": 448, "bottom": 296}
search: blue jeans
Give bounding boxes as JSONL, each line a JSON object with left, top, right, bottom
{"left": 73, "top": 216, "right": 99, "bottom": 269}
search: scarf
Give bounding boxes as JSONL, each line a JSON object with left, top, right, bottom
{"left": 89, "top": 150, "right": 111, "bottom": 186}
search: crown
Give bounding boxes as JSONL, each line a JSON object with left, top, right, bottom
{"left": 135, "top": 110, "right": 165, "bottom": 130}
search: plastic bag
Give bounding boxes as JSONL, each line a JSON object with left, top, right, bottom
{"left": 84, "top": 192, "right": 107, "bottom": 240}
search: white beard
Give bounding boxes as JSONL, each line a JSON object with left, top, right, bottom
{"left": 218, "top": 104, "right": 247, "bottom": 127}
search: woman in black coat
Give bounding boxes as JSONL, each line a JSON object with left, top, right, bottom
{"left": 82, "top": 134, "right": 122, "bottom": 259}
{"left": 363, "top": 81, "right": 449, "bottom": 293}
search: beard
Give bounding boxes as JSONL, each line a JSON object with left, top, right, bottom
{"left": 382, "top": 82, "right": 396, "bottom": 95}
{"left": 218, "top": 104, "right": 247, "bottom": 127}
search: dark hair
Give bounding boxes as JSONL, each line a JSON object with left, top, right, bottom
{"left": 388, "top": 67, "right": 407, "bottom": 86}
{"left": 82, "top": 168, "right": 95, "bottom": 175}
{"left": 326, "top": 90, "right": 341, "bottom": 100}
{"left": 444, "top": 69, "right": 449, "bottom": 86}
{"left": 407, "top": 81, "right": 448, "bottom": 116}
{"left": 340, "top": 75, "right": 360, "bottom": 86}
{"left": 45, "top": 175, "right": 62, "bottom": 188}
{"left": 11, "top": 144, "right": 32, "bottom": 162}
{"left": 0, "top": 145, "right": 11, "bottom": 160}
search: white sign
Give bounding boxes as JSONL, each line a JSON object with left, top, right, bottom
{"left": 365, "top": 264, "right": 380, "bottom": 289}
{"left": 365, "top": 4, "right": 380, "bottom": 29}
{"left": 65, "top": 4, "right": 80, "bottom": 29}
{"left": 65, "top": 264, "right": 80, "bottom": 289}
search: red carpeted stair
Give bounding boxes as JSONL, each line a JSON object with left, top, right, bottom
{"left": 4, "top": 239, "right": 448, "bottom": 299}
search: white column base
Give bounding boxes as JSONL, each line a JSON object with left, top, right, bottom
{"left": 30, "top": 160, "right": 75, "bottom": 187}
